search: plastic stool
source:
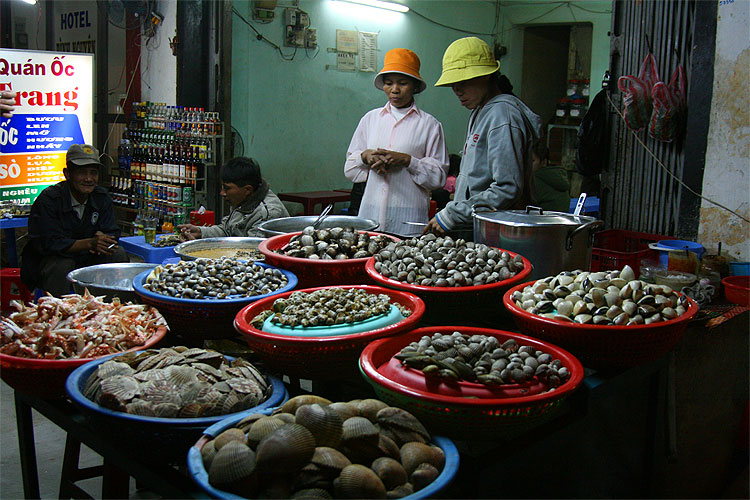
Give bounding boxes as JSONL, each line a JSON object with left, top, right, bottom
{"left": 1, "top": 268, "right": 33, "bottom": 312}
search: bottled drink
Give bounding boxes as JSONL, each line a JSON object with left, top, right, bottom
{"left": 133, "top": 211, "right": 144, "bottom": 236}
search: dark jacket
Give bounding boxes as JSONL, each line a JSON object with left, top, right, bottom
{"left": 533, "top": 165, "right": 571, "bottom": 213}
{"left": 21, "top": 182, "right": 120, "bottom": 289}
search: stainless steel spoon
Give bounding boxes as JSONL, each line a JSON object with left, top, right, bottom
{"left": 312, "top": 203, "right": 334, "bottom": 229}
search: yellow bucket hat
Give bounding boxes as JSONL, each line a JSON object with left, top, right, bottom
{"left": 374, "top": 48, "right": 427, "bottom": 94}
{"left": 435, "top": 37, "right": 501, "bottom": 87}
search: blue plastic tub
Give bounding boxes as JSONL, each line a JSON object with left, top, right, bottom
{"left": 654, "top": 239, "right": 705, "bottom": 268}
{"left": 730, "top": 261, "right": 750, "bottom": 276}
{"left": 187, "top": 407, "right": 460, "bottom": 499}
{"left": 66, "top": 353, "right": 288, "bottom": 464}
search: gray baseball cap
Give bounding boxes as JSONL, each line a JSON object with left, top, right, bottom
{"left": 66, "top": 144, "right": 103, "bottom": 168}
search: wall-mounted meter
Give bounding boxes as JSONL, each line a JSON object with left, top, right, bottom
{"left": 284, "top": 8, "right": 315, "bottom": 49}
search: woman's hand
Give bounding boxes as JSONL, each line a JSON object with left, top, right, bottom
{"left": 422, "top": 217, "right": 446, "bottom": 236}
{"left": 1, "top": 91, "right": 17, "bottom": 118}
{"left": 177, "top": 224, "right": 201, "bottom": 241}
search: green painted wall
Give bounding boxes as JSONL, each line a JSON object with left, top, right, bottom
{"left": 231, "top": 0, "right": 612, "bottom": 210}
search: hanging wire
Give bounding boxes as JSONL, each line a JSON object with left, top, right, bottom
{"left": 233, "top": 7, "right": 297, "bottom": 61}
{"left": 100, "top": 53, "right": 142, "bottom": 164}
{"left": 605, "top": 92, "right": 750, "bottom": 225}
{"left": 407, "top": 6, "right": 495, "bottom": 36}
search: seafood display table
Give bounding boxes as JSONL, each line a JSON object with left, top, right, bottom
{"left": 1, "top": 216, "right": 28, "bottom": 267}
{"left": 119, "top": 235, "right": 177, "bottom": 264}
{"left": 13, "top": 390, "right": 205, "bottom": 499}
{"left": 278, "top": 190, "right": 352, "bottom": 215}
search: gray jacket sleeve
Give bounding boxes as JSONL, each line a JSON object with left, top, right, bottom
{"left": 200, "top": 191, "right": 290, "bottom": 238}
{"left": 437, "top": 123, "right": 527, "bottom": 230}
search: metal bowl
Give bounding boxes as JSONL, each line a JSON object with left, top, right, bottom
{"left": 66, "top": 263, "right": 158, "bottom": 303}
{"left": 257, "top": 215, "right": 379, "bottom": 237}
{"left": 174, "top": 237, "right": 265, "bottom": 261}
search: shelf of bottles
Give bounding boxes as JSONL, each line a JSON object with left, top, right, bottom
{"left": 111, "top": 102, "right": 223, "bottom": 231}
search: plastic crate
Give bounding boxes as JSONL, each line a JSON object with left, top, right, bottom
{"left": 590, "top": 230, "right": 676, "bottom": 273}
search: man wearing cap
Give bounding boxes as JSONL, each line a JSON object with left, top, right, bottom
{"left": 424, "top": 37, "right": 542, "bottom": 236}
{"left": 21, "top": 144, "right": 127, "bottom": 296}
{"left": 344, "top": 48, "right": 448, "bottom": 237}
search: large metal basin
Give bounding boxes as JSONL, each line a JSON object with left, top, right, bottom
{"left": 174, "top": 237, "right": 265, "bottom": 261}
{"left": 67, "top": 263, "right": 158, "bottom": 303}
{"left": 257, "top": 215, "right": 379, "bottom": 237}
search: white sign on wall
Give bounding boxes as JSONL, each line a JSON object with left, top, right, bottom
{"left": 0, "top": 49, "right": 94, "bottom": 204}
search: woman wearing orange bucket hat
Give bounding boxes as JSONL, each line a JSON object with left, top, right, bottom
{"left": 344, "top": 48, "right": 449, "bottom": 237}
{"left": 423, "top": 37, "right": 542, "bottom": 236}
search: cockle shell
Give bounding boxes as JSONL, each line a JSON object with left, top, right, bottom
{"left": 255, "top": 423, "right": 316, "bottom": 476}
{"left": 295, "top": 403, "right": 343, "bottom": 448}
{"left": 291, "top": 487, "right": 333, "bottom": 499}
{"left": 387, "top": 482, "right": 414, "bottom": 499}
{"left": 214, "top": 427, "right": 247, "bottom": 450}
{"left": 279, "top": 395, "right": 332, "bottom": 415}
{"left": 310, "top": 446, "right": 351, "bottom": 475}
{"left": 410, "top": 463, "right": 440, "bottom": 491}
{"left": 371, "top": 457, "right": 408, "bottom": 490}
{"left": 399, "top": 442, "right": 445, "bottom": 475}
{"left": 328, "top": 402, "right": 360, "bottom": 421}
{"left": 208, "top": 440, "right": 258, "bottom": 497}
{"left": 247, "top": 416, "right": 286, "bottom": 447}
{"left": 375, "top": 407, "right": 430, "bottom": 446}
{"left": 353, "top": 398, "right": 389, "bottom": 422}
{"left": 333, "top": 464, "right": 387, "bottom": 499}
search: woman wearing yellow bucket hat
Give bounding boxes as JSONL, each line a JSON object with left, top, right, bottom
{"left": 344, "top": 48, "right": 449, "bottom": 237}
{"left": 424, "top": 37, "right": 542, "bottom": 236}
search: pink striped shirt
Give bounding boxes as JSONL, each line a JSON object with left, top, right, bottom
{"left": 344, "top": 102, "right": 448, "bottom": 236}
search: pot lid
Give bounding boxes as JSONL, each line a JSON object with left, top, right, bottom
{"left": 473, "top": 206, "right": 597, "bottom": 227}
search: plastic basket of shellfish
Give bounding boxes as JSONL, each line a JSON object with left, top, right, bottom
{"left": 258, "top": 228, "right": 400, "bottom": 288}
{"left": 233, "top": 285, "right": 425, "bottom": 380}
{"left": 65, "top": 347, "right": 288, "bottom": 463}
{"left": 132, "top": 258, "right": 297, "bottom": 342}
{"left": 364, "top": 234, "right": 532, "bottom": 320}
{"left": 359, "top": 326, "right": 584, "bottom": 440}
{"left": 0, "top": 291, "right": 168, "bottom": 399}
{"left": 187, "top": 394, "right": 460, "bottom": 499}
{"left": 502, "top": 265, "right": 699, "bottom": 370}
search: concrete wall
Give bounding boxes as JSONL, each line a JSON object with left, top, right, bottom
{"left": 8, "top": 0, "right": 46, "bottom": 51}
{"left": 230, "top": 0, "right": 612, "bottom": 204}
{"left": 140, "top": 0, "right": 177, "bottom": 105}
{"left": 698, "top": 0, "right": 750, "bottom": 261}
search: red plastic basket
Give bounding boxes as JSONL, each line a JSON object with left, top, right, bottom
{"left": 364, "top": 250, "right": 532, "bottom": 320}
{"left": 132, "top": 263, "right": 297, "bottom": 344}
{"left": 258, "top": 231, "right": 400, "bottom": 289}
{"left": 0, "top": 326, "right": 167, "bottom": 399}
{"left": 590, "top": 230, "right": 676, "bottom": 273}
{"left": 234, "top": 285, "right": 425, "bottom": 380}
{"left": 359, "top": 326, "right": 584, "bottom": 440}
{"left": 502, "top": 281, "right": 699, "bottom": 370}
{"left": 723, "top": 275, "right": 750, "bottom": 306}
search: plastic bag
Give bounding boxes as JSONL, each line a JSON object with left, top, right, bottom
{"left": 617, "top": 53, "right": 660, "bottom": 131}
{"left": 648, "top": 65, "right": 687, "bottom": 142}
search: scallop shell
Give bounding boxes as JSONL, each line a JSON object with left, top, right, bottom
{"left": 178, "top": 402, "right": 203, "bottom": 418}
{"left": 164, "top": 364, "right": 199, "bottom": 386}
{"left": 214, "top": 427, "right": 248, "bottom": 450}
{"left": 334, "top": 464, "right": 387, "bottom": 499}
{"left": 139, "top": 379, "right": 181, "bottom": 406}
{"left": 208, "top": 440, "right": 258, "bottom": 496}
{"left": 95, "top": 359, "right": 135, "bottom": 379}
{"left": 279, "top": 395, "right": 333, "bottom": 415}
{"left": 399, "top": 442, "right": 444, "bottom": 475}
{"left": 99, "top": 375, "right": 140, "bottom": 402}
{"left": 255, "top": 423, "right": 317, "bottom": 476}
{"left": 153, "top": 402, "right": 180, "bottom": 418}
{"left": 295, "top": 403, "right": 343, "bottom": 448}
{"left": 371, "top": 457, "right": 408, "bottom": 491}
{"left": 125, "top": 399, "right": 155, "bottom": 416}
{"left": 410, "top": 463, "right": 440, "bottom": 491}
{"left": 247, "top": 416, "right": 286, "bottom": 447}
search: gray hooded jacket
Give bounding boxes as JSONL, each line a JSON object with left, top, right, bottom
{"left": 200, "top": 179, "right": 289, "bottom": 238}
{"left": 436, "top": 94, "right": 542, "bottom": 231}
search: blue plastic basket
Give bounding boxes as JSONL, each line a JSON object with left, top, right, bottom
{"left": 132, "top": 262, "right": 297, "bottom": 342}
{"left": 187, "top": 407, "right": 460, "bottom": 499}
{"left": 66, "top": 353, "right": 288, "bottom": 464}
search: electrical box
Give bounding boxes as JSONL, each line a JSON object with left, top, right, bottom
{"left": 283, "top": 7, "right": 314, "bottom": 48}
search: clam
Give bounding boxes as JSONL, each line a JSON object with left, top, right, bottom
{"left": 208, "top": 441, "right": 258, "bottom": 497}
{"left": 247, "top": 415, "right": 286, "bottom": 447}
{"left": 371, "top": 457, "right": 408, "bottom": 490}
{"left": 214, "top": 427, "right": 248, "bottom": 450}
{"left": 410, "top": 463, "right": 440, "bottom": 491}
{"left": 399, "top": 442, "right": 445, "bottom": 475}
{"left": 295, "top": 403, "right": 343, "bottom": 448}
{"left": 333, "top": 464, "right": 387, "bottom": 499}
{"left": 279, "top": 395, "right": 332, "bottom": 415}
{"left": 255, "top": 423, "right": 317, "bottom": 476}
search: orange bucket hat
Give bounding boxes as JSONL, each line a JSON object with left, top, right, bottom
{"left": 374, "top": 48, "right": 427, "bottom": 94}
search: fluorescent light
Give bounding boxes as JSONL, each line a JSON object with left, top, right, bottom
{"left": 334, "top": 0, "right": 409, "bottom": 13}
{"left": 19, "top": 0, "right": 38, "bottom": 4}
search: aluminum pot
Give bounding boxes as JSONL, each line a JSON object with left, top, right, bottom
{"left": 66, "top": 263, "right": 158, "bottom": 303}
{"left": 257, "top": 215, "right": 378, "bottom": 237}
{"left": 174, "top": 237, "right": 265, "bottom": 260}
{"left": 473, "top": 205, "right": 603, "bottom": 280}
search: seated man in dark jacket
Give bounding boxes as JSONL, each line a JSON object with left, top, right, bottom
{"left": 21, "top": 144, "right": 128, "bottom": 296}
